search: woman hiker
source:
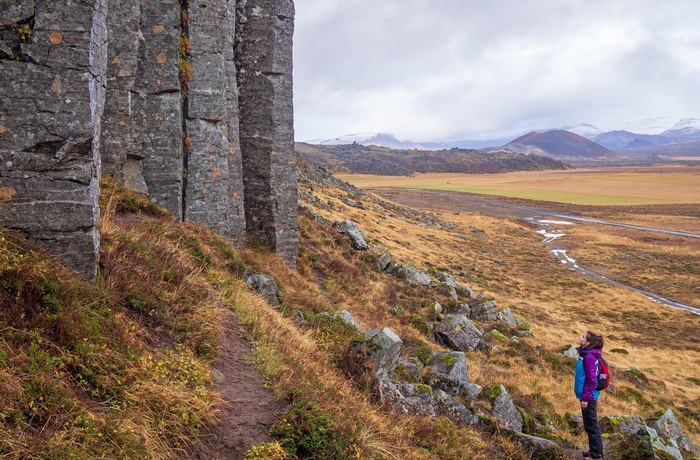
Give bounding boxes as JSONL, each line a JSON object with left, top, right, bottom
{"left": 574, "top": 331, "right": 605, "bottom": 459}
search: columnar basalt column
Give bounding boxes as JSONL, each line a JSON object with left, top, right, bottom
{"left": 0, "top": 0, "right": 108, "bottom": 280}
{"left": 184, "top": 0, "right": 246, "bottom": 241}
{"left": 100, "top": 0, "right": 149, "bottom": 194}
{"left": 131, "top": 0, "right": 184, "bottom": 219}
{"left": 236, "top": 0, "right": 298, "bottom": 266}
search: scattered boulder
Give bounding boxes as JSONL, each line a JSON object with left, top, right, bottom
{"left": 434, "top": 314, "right": 484, "bottom": 352}
{"left": 456, "top": 286, "right": 475, "bottom": 299}
{"left": 496, "top": 307, "right": 517, "bottom": 327}
{"left": 651, "top": 408, "right": 698, "bottom": 457}
{"left": 509, "top": 432, "right": 566, "bottom": 459}
{"left": 456, "top": 302, "right": 471, "bottom": 317}
{"left": 563, "top": 345, "right": 579, "bottom": 359}
{"left": 481, "top": 384, "right": 524, "bottom": 432}
{"left": 333, "top": 220, "right": 369, "bottom": 250}
{"left": 364, "top": 328, "right": 403, "bottom": 381}
{"left": 438, "top": 283, "right": 458, "bottom": 301}
{"left": 244, "top": 272, "right": 280, "bottom": 306}
{"left": 566, "top": 413, "right": 584, "bottom": 435}
{"left": 600, "top": 415, "right": 646, "bottom": 435}
{"left": 340, "top": 310, "right": 362, "bottom": 333}
{"left": 433, "top": 271, "right": 458, "bottom": 288}
{"left": 470, "top": 300, "right": 499, "bottom": 322}
{"left": 378, "top": 253, "right": 392, "bottom": 271}
{"left": 378, "top": 382, "right": 479, "bottom": 426}
{"left": 637, "top": 425, "right": 683, "bottom": 460}
{"left": 395, "top": 357, "right": 423, "bottom": 383}
{"left": 425, "top": 352, "right": 469, "bottom": 396}
{"left": 396, "top": 265, "right": 432, "bottom": 286}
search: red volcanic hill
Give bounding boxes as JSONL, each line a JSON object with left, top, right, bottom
{"left": 506, "top": 130, "right": 620, "bottom": 159}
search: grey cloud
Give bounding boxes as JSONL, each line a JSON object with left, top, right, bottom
{"left": 294, "top": 1, "right": 700, "bottom": 141}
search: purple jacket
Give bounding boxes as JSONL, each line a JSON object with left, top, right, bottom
{"left": 574, "top": 347, "right": 601, "bottom": 401}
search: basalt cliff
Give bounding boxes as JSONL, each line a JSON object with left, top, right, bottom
{"left": 0, "top": 0, "right": 298, "bottom": 279}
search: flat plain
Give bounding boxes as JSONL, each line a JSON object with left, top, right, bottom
{"left": 337, "top": 164, "right": 700, "bottom": 205}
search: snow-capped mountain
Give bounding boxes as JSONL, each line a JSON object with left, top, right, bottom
{"left": 560, "top": 124, "right": 603, "bottom": 138}
{"left": 662, "top": 118, "right": 700, "bottom": 136}
{"left": 605, "top": 117, "right": 681, "bottom": 135}
{"left": 305, "top": 133, "right": 424, "bottom": 149}
{"left": 303, "top": 117, "right": 700, "bottom": 156}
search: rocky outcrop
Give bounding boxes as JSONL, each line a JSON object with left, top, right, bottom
{"left": 378, "top": 382, "right": 479, "bottom": 426}
{"left": 435, "top": 314, "right": 484, "bottom": 352}
{"left": 1, "top": 0, "right": 299, "bottom": 277}
{"left": 333, "top": 220, "right": 369, "bottom": 250}
{"left": 600, "top": 411, "right": 697, "bottom": 460}
{"left": 244, "top": 272, "right": 280, "bottom": 306}
{"left": 480, "top": 385, "right": 524, "bottom": 432}
{"left": 0, "top": 0, "right": 109, "bottom": 280}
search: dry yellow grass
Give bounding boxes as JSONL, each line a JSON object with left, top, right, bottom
{"left": 337, "top": 165, "right": 700, "bottom": 205}
{"left": 296, "top": 169, "right": 700, "bottom": 450}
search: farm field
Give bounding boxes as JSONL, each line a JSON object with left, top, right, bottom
{"left": 337, "top": 165, "right": 700, "bottom": 205}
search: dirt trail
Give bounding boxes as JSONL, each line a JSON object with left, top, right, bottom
{"left": 184, "top": 307, "right": 286, "bottom": 459}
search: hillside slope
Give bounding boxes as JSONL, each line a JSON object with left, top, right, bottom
{"left": 296, "top": 142, "right": 569, "bottom": 176}
{"left": 1, "top": 166, "right": 698, "bottom": 459}
{"left": 504, "top": 130, "right": 620, "bottom": 159}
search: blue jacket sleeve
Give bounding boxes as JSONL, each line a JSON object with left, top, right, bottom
{"left": 581, "top": 353, "right": 598, "bottom": 401}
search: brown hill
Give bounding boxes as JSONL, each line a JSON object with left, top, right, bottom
{"left": 296, "top": 142, "right": 569, "bottom": 176}
{"left": 506, "top": 130, "right": 620, "bottom": 159}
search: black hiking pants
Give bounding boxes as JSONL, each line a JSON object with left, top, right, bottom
{"left": 582, "top": 399, "right": 604, "bottom": 458}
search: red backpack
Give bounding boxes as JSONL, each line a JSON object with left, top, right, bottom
{"left": 595, "top": 355, "right": 610, "bottom": 391}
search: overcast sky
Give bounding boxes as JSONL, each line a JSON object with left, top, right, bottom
{"left": 292, "top": 1, "right": 700, "bottom": 142}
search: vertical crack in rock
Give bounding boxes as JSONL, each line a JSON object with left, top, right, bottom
{"left": 179, "top": 0, "right": 190, "bottom": 220}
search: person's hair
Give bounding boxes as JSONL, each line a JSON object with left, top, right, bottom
{"left": 586, "top": 331, "right": 604, "bottom": 350}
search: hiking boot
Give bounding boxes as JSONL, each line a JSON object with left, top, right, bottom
{"left": 582, "top": 452, "right": 591, "bottom": 458}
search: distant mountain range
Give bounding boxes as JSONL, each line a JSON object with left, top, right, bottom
{"left": 295, "top": 142, "right": 569, "bottom": 176}
{"left": 304, "top": 117, "right": 700, "bottom": 161}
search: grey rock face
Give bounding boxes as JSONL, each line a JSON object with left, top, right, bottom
{"left": 600, "top": 415, "right": 646, "bottom": 435}
{"left": 484, "top": 385, "right": 524, "bottom": 432}
{"left": 340, "top": 309, "right": 362, "bottom": 333}
{"left": 378, "top": 382, "right": 479, "bottom": 426}
{"left": 638, "top": 425, "right": 683, "bottom": 460}
{"left": 184, "top": 0, "right": 246, "bottom": 242}
{"left": 396, "top": 264, "right": 431, "bottom": 286}
{"left": 236, "top": 0, "right": 298, "bottom": 267}
{"left": 378, "top": 253, "right": 391, "bottom": 271}
{"left": 435, "top": 314, "right": 484, "bottom": 352}
{"left": 470, "top": 299, "right": 499, "bottom": 322}
{"left": 364, "top": 327, "right": 403, "bottom": 381}
{"left": 0, "top": 0, "right": 108, "bottom": 280}
{"left": 2, "top": 0, "right": 299, "bottom": 279}
{"left": 651, "top": 408, "right": 698, "bottom": 457}
{"left": 497, "top": 307, "right": 517, "bottom": 327}
{"left": 333, "top": 220, "right": 369, "bottom": 250}
{"left": 396, "top": 357, "right": 423, "bottom": 383}
{"left": 244, "top": 272, "right": 280, "bottom": 306}
{"left": 563, "top": 345, "right": 579, "bottom": 359}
